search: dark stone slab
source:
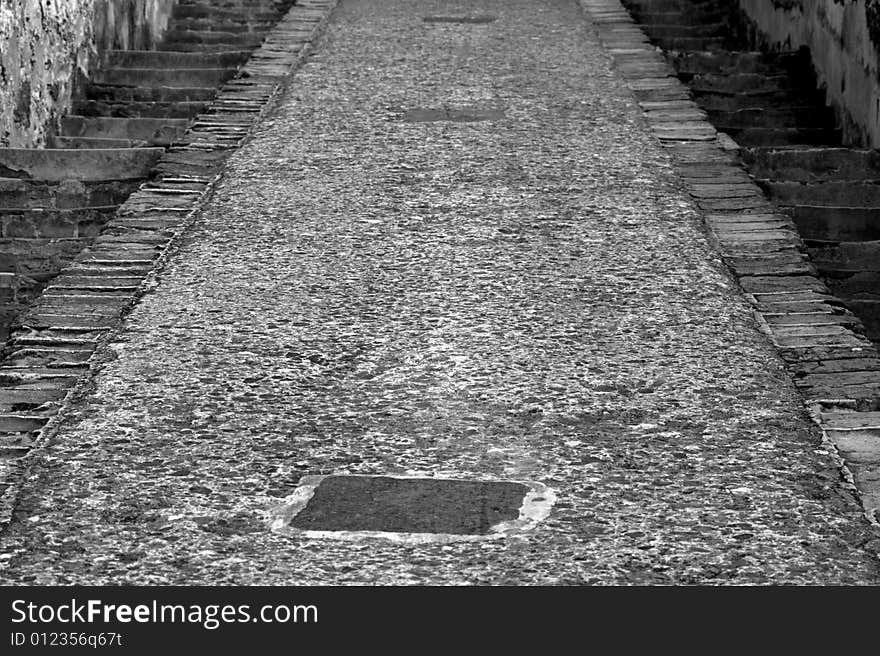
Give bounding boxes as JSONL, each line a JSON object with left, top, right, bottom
{"left": 403, "top": 107, "right": 505, "bottom": 123}
{"left": 289, "top": 475, "right": 528, "bottom": 535}
{"left": 423, "top": 15, "right": 497, "bottom": 24}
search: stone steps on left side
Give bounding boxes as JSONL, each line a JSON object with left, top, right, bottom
{"left": 0, "top": 147, "right": 162, "bottom": 329}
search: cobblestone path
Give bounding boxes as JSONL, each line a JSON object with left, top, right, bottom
{"left": 1, "top": 0, "right": 878, "bottom": 584}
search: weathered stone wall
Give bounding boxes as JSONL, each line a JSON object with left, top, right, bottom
{"left": 737, "top": 0, "right": 880, "bottom": 147}
{"left": 0, "top": 0, "right": 176, "bottom": 149}
{"left": 92, "top": 0, "right": 178, "bottom": 52}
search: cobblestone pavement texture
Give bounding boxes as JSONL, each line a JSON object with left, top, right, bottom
{"left": 1, "top": 0, "right": 879, "bottom": 584}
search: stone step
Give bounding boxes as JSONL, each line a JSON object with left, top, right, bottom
{"left": 787, "top": 205, "right": 880, "bottom": 242}
{"left": 707, "top": 106, "right": 835, "bottom": 129}
{"left": 624, "top": 0, "right": 730, "bottom": 13}
{"left": 722, "top": 126, "right": 841, "bottom": 148}
{"left": 809, "top": 242, "right": 880, "bottom": 275}
{"left": 73, "top": 100, "right": 211, "bottom": 119}
{"left": 178, "top": 0, "right": 292, "bottom": 6}
{"left": 689, "top": 73, "right": 811, "bottom": 95}
{"left": 0, "top": 414, "right": 50, "bottom": 432}
{"left": 626, "top": 0, "right": 880, "bottom": 359}
{"left": 829, "top": 271, "right": 880, "bottom": 298}
{"left": 639, "top": 22, "right": 728, "bottom": 39}
{"left": 15, "top": 311, "right": 117, "bottom": 329}
{"left": 0, "top": 179, "right": 138, "bottom": 210}
{"left": 90, "top": 67, "right": 237, "bottom": 88}
{"left": 741, "top": 147, "right": 880, "bottom": 182}
{"left": 0, "top": 0, "right": 293, "bottom": 348}
{"left": 0, "top": 388, "right": 66, "bottom": 411}
{"left": 174, "top": 2, "right": 287, "bottom": 12}
{"left": 0, "top": 349, "right": 94, "bottom": 370}
{"left": 842, "top": 300, "right": 880, "bottom": 341}
{"left": 48, "top": 137, "right": 145, "bottom": 149}
{"left": 85, "top": 84, "right": 218, "bottom": 103}
{"left": 671, "top": 50, "right": 809, "bottom": 76}
{"left": 155, "top": 42, "right": 263, "bottom": 53}
{"left": 759, "top": 180, "right": 880, "bottom": 208}
{"left": 168, "top": 18, "right": 275, "bottom": 33}
{"left": 0, "top": 208, "right": 112, "bottom": 239}
{"left": 692, "top": 89, "right": 828, "bottom": 112}
{"left": 85, "top": 84, "right": 217, "bottom": 104}
{"left": 50, "top": 274, "right": 143, "bottom": 290}
{"left": 101, "top": 49, "right": 250, "bottom": 69}
{"left": 0, "top": 148, "right": 163, "bottom": 182}
{"left": 650, "top": 36, "right": 727, "bottom": 51}
{"left": 172, "top": 4, "right": 284, "bottom": 21}
{"left": 58, "top": 116, "right": 191, "bottom": 147}
{"left": 630, "top": 10, "right": 729, "bottom": 27}
{"left": 0, "top": 239, "right": 87, "bottom": 282}
{"left": 161, "top": 30, "right": 266, "bottom": 47}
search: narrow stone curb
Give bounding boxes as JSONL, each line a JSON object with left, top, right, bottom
{"left": 578, "top": 0, "right": 880, "bottom": 526}
{"left": 0, "top": 0, "right": 340, "bottom": 529}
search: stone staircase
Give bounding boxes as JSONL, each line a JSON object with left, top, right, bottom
{"left": 0, "top": 0, "right": 296, "bottom": 342}
{"left": 622, "top": 0, "right": 880, "bottom": 343}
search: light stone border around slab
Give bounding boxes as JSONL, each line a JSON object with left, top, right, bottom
{"left": 267, "top": 473, "right": 557, "bottom": 544}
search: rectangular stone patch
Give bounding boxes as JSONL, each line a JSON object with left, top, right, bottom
{"left": 423, "top": 15, "right": 497, "bottom": 24}
{"left": 403, "top": 108, "right": 506, "bottom": 123}
{"left": 289, "top": 475, "right": 527, "bottom": 535}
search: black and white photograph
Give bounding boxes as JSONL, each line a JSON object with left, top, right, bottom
{"left": 0, "top": 0, "right": 877, "bottom": 646}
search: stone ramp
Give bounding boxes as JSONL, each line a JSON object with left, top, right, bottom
{"left": 0, "top": 0, "right": 876, "bottom": 585}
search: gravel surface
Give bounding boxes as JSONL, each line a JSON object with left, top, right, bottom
{"left": 1, "top": 0, "right": 878, "bottom": 584}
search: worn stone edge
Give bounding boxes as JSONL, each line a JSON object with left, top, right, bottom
{"left": 578, "top": 0, "right": 880, "bottom": 530}
{"left": 0, "top": 0, "right": 341, "bottom": 531}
